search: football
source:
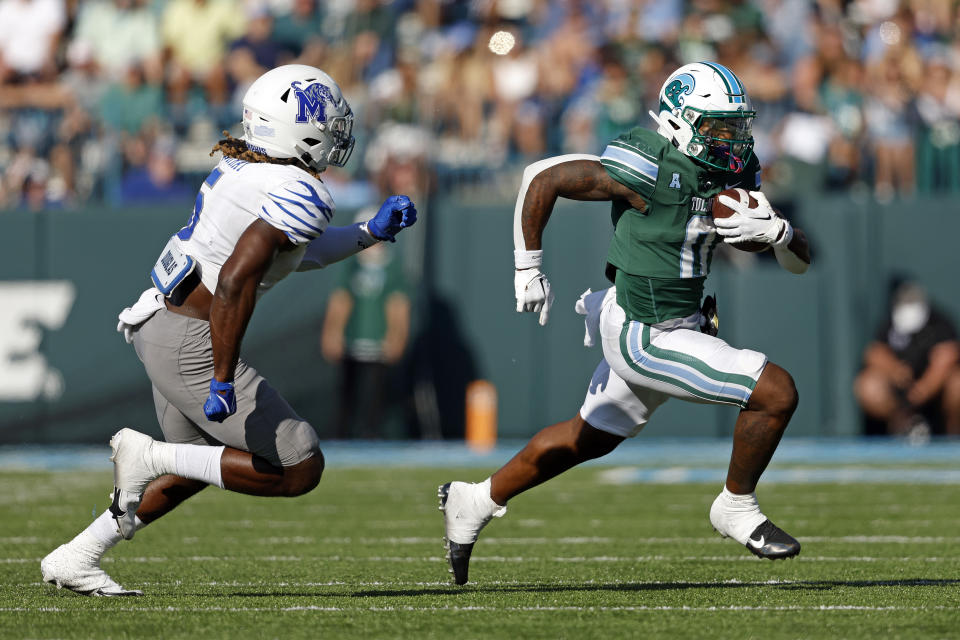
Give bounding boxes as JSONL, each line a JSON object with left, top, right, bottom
{"left": 712, "top": 188, "right": 769, "bottom": 253}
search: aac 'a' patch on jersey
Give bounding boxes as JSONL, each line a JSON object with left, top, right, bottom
{"left": 258, "top": 179, "right": 335, "bottom": 244}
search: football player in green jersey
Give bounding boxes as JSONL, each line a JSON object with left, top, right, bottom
{"left": 439, "top": 62, "right": 812, "bottom": 585}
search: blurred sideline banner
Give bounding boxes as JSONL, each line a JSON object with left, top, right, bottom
{"left": 0, "top": 207, "right": 340, "bottom": 444}
{"left": 0, "top": 196, "right": 957, "bottom": 443}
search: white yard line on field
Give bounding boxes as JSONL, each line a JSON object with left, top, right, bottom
{"left": 12, "top": 535, "right": 960, "bottom": 548}
{"left": 6, "top": 555, "right": 960, "bottom": 564}
{"left": 16, "top": 577, "right": 959, "bottom": 589}
{"left": 1, "top": 604, "right": 958, "bottom": 613}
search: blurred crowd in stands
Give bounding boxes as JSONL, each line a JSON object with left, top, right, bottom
{"left": 2, "top": 0, "right": 960, "bottom": 212}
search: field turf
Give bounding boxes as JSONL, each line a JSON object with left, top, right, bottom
{"left": 2, "top": 464, "right": 959, "bottom": 639}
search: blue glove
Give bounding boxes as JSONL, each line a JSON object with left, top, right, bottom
{"left": 203, "top": 378, "right": 236, "bottom": 422}
{"left": 366, "top": 195, "right": 417, "bottom": 242}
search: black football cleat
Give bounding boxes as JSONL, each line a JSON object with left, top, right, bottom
{"left": 744, "top": 519, "right": 801, "bottom": 560}
{"left": 438, "top": 482, "right": 473, "bottom": 585}
{"left": 438, "top": 480, "right": 507, "bottom": 585}
{"left": 444, "top": 538, "right": 474, "bottom": 586}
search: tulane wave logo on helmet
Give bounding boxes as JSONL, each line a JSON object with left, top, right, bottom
{"left": 664, "top": 73, "right": 695, "bottom": 109}
{"left": 292, "top": 80, "right": 335, "bottom": 124}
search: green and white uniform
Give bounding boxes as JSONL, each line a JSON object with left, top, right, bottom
{"left": 601, "top": 126, "right": 760, "bottom": 323}
{"left": 578, "top": 127, "right": 767, "bottom": 438}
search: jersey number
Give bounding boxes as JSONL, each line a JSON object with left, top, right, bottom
{"left": 177, "top": 168, "right": 223, "bottom": 240}
{"left": 680, "top": 216, "right": 716, "bottom": 278}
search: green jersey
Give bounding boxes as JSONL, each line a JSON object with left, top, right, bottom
{"left": 339, "top": 252, "right": 407, "bottom": 362}
{"left": 599, "top": 126, "right": 761, "bottom": 323}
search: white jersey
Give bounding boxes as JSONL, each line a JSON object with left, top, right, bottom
{"left": 170, "top": 157, "right": 335, "bottom": 297}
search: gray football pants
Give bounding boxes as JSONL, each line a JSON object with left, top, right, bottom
{"left": 132, "top": 307, "right": 320, "bottom": 467}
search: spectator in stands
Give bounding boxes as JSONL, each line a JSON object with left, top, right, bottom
{"left": 226, "top": 4, "right": 294, "bottom": 111}
{"left": 228, "top": 4, "right": 292, "bottom": 73}
{"left": 341, "top": 0, "right": 395, "bottom": 82}
{"left": 118, "top": 138, "right": 193, "bottom": 204}
{"left": 862, "top": 10, "right": 923, "bottom": 202}
{"left": 855, "top": 278, "right": 960, "bottom": 437}
{"left": 589, "top": 46, "right": 642, "bottom": 147}
{"left": 820, "top": 58, "right": 866, "bottom": 190}
{"left": 162, "top": 0, "right": 246, "bottom": 127}
{"left": 71, "top": 0, "right": 162, "bottom": 84}
{"left": 0, "top": 0, "right": 66, "bottom": 85}
{"left": 489, "top": 28, "right": 540, "bottom": 158}
{"left": 5, "top": 0, "right": 960, "bottom": 212}
{"left": 272, "top": 0, "right": 325, "bottom": 59}
{"left": 19, "top": 158, "right": 65, "bottom": 211}
{"left": 914, "top": 49, "right": 960, "bottom": 193}
{"left": 98, "top": 63, "right": 164, "bottom": 136}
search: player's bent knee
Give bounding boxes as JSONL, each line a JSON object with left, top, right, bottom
{"left": 574, "top": 417, "right": 625, "bottom": 460}
{"left": 282, "top": 450, "right": 324, "bottom": 497}
{"left": 752, "top": 362, "right": 799, "bottom": 420}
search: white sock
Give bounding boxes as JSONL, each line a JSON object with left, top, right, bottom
{"left": 479, "top": 478, "right": 507, "bottom": 517}
{"left": 73, "top": 510, "right": 148, "bottom": 556}
{"left": 150, "top": 441, "right": 225, "bottom": 489}
{"left": 716, "top": 487, "right": 767, "bottom": 542}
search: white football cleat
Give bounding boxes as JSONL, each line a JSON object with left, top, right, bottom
{"left": 41, "top": 544, "right": 142, "bottom": 597}
{"left": 438, "top": 480, "right": 506, "bottom": 585}
{"left": 109, "top": 428, "right": 159, "bottom": 540}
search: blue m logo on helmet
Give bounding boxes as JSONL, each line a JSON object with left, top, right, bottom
{"left": 292, "top": 80, "right": 334, "bottom": 123}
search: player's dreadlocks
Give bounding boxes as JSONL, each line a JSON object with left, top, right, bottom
{"left": 210, "top": 132, "right": 323, "bottom": 179}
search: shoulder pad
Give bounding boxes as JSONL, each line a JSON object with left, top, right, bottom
{"left": 259, "top": 176, "right": 335, "bottom": 244}
{"left": 600, "top": 127, "right": 668, "bottom": 199}
{"left": 610, "top": 127, "right": 670, "bottom": 160}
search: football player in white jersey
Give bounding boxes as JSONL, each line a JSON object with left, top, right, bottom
{"left": 40, "top": 65, "right": 417, "bottom": 596}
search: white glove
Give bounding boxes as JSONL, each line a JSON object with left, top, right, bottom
{"left": 117, "top": 320, "right": 135, "bottom": 344}
{"left": 117, "top": 287, "right": 164, "bottom": 344}
{"left": 515, "top": 268, "right": 555, "bottom": 326}
{"left": 714, "top": 190, "right": 793, "bottom": 248}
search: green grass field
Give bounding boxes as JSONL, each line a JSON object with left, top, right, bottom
{"left": 3, "top": 465, "right": 959, "bottom": 639}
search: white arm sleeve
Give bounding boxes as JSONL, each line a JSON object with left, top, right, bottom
{"left": 296, "top": 223, "right": 378, "bottom": 271}
{"left": 513, "top": 154, "right": 601, "bottom": 260}
{"left": 773, "top": 243, "right": 809, "bottom": 274}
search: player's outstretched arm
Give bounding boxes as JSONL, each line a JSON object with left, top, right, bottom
{"left": 297, "top": 195, "right": 418, "bottom": 271}
{"left": 205, "top": 219, "right": 290, "bottom": 422}
{"left": 297, "top": 223, "right": 378, "bottom": 271}
{"left": 514, "top": 155, "right": 647, "bottom": 325}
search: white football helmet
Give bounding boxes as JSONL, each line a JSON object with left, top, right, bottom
{"left": 241, "top": 64, "right": 355, "bottom": 172}
{"left": 649, "top": 62, "right": 755, "bottom": 173}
